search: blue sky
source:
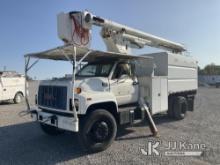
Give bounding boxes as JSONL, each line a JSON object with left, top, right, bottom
{"left": 0, "top": 0, "right": 220, "bottom": 79}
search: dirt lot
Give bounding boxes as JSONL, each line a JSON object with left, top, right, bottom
{"left": 0, "top": 82, "right": 220, "bottom": 165}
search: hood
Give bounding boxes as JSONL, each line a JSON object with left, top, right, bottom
{"left": 75, "top": 77, "right": 109, "bottom": 92}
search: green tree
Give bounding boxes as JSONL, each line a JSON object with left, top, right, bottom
{"left": 199, "top": 63, "right": 220, "bottom": 75}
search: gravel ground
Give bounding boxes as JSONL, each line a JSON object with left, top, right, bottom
{"left": 0, "top": 82, "right": 220, "bottom": 165}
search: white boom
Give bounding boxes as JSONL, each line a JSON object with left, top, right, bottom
{"left": 58, "top": 11, "right": 186, "bottom": 54}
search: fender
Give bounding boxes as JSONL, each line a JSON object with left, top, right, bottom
{"left": 77, "top": 91, "right": 118, "bottom": 115}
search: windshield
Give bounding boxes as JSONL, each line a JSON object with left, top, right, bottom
{"left": 77, "top": 62, "right": 113, "bottom": 77}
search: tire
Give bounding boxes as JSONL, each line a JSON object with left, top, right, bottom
{"left": 187, "top": 96, "right": 195, "bottom": 112}
{"left": 173, "top": 96, "right": 188, "bottom": 120}
{"left": 40, "top": 123, "right": 64, "bottom": 136}
{"left": 14, "top": 93, "right": 23, "bottom": 104}
{"left": 79, "top": 109, "right": 117, "bottom": 152}
{"left": 167, "top": 97, "right": 174, "bottom": 118}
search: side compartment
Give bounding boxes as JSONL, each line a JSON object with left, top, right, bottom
{"left": 142, "top": 52, "right": 198, "bottom": 94}
{"left": 144, "top": 76, "right": 168, "bottom": 115}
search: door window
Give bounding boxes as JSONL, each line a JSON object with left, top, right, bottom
{"left": 112, "top": 63, "right": 133, "bottom": 79}
{"left": 77, "top": 63, "right": 113, "bottom": 77}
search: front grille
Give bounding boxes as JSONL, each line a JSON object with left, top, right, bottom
{"left": 38, "top": 85, "right": 67, "bottom": 110}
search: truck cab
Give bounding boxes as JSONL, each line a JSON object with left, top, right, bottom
{"left": 36, "top": 59, "right": 140, "bottom": 119}
{"left": 75, "top": 60, "right": 139, "bottom": 106}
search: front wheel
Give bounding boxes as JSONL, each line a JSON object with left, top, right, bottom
{"left": 79, "top": 109, "right": 117, "bottom": 152}
{"left": 14, "top": 93, "right": 23, "bottom": 104}
{"left": 167, "top": 97, "right": 174, "bottom": 118}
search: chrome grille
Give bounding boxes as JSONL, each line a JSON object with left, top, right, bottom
{"left": 38, "top": 85, "right": 67, "bottom": 110}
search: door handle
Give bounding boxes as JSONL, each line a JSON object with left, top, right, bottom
{"left": 102, "top": 82, "right": 108, "bottom": 87}
{"left": 132, "top": 81, "right": 139, "bottom": 85}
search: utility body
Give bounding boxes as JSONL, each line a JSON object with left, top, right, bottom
{"left": 25, "top": 11, "right": 198, "bottom": 152}
{"left": 0, "top": 71, "right": 25, "bottom": 103}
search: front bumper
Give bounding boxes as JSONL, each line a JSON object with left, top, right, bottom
{"left": 31, "top": 110, "right": 79, "bottom": 132}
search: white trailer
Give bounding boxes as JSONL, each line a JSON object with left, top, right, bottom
{"left": 24, "top": 11, "right": 198, "bottom": 152}
{"left": 0, "top": 71, "right": 25, "bottom": 103}
{"left": 199, "top": 75, "right": 220, "bottom": 87}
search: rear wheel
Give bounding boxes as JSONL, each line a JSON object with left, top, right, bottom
{"left": 40, "top": 123, "right": 64, "bottom": 136}
{"left": 14, "top": 93, "right": 23, "bottom": 104}
{"left": 79, "top": 109, "right": 117, "bottom": 152}
{"left": 187, "top": 96, "right": 195, "bottom": 111}
{"left": 173, "top": 96, "right": 188, "bottom": 120}
{"left": 167, "top": 97, "right": 174, "bottom": 118}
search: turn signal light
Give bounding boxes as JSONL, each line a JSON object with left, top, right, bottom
{"left": 35, "top": 95, "right": 38, "bottom": 105}
{"left": 74, "top": 87, "right": 82, "bottom": 94}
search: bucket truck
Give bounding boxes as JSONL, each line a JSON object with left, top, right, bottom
{"left": 24, "top": 11, "right": 198, "bottom": 152}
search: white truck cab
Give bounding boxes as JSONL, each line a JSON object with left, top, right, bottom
{"left": 76, "top": 60, "right": 139, "bottom": 106}
{"left": 0, "top": 71, "right": 25, "bottom": 103}
{"left": 37, "top": 59, "right": 139, "bottom": 114}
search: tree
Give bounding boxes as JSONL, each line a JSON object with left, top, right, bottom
{"left": 199, "top": 63, "right": 220, "bottom": 75}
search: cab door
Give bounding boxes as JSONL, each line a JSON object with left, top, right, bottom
{"left": 110, "top": 62, "right": 139, "bottom": 105}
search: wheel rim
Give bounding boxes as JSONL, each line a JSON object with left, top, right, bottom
{"left": 181, "top": 102, "right": 187, "bottom": 117}
{"left": 87, "top": 119, "right": 113, "bottom": 143}
{"left": 16, "top": 95, "right": 21, "bottom": 103}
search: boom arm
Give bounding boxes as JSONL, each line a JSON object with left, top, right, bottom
{"left": 58, "top": 11, "right": 186, "bottom": 54}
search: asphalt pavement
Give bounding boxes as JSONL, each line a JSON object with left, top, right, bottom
{"left": 0, "top": 82, "right": 219, "bottom": 165}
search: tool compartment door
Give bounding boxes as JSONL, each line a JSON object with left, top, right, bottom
{"left": 160, "top": 77, "right": 168, "bottom": 112}
{"left": 152, "top": 77, "right": 161, "bottom": 114}
{"left": 151, "top": 77, "right": 168, "bottom": 115}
